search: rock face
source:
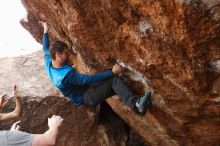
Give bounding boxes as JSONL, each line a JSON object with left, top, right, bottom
{"left": 17, "top": 0, "right": 220, "bottom": 145}
{"left": 0, "top": 52, "right": 59, "bottom": 97}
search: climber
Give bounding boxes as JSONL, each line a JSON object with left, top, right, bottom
{"left": 39, "top": 21, "right": 151, "bottom": 115}
{"left": 0, "top": 85, "right": 63, "bottom": 146}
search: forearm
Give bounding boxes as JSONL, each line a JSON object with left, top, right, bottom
{"left": 12, "top": 98, "right": 22, "bottom": 117}
{"left": 33, "top": 128, "right": 58, "bottom": 146}
{"left": 45, "top": 128, "right": 59, "bottom": 144}
{"left": 75, "top": 70, "right": 114, "bottom": 85}
{"left": 43, "top": 33, "right": 50, "bottom": 55}
{"left": 44, "top": 27, "right": 48, "bottom": 33}
{"left": 84, "top": 70, "right": 114, "bottom": 84}
{"left": 0, "top": 98, "right": 21, "bottom": 121}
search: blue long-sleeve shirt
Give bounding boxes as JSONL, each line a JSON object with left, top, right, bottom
{"left": 42, "top": 33, "right": 113, "bottom": 105}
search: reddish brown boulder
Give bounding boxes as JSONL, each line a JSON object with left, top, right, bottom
{"left": 17, "top": 0, "right": 220, "bottom": 145}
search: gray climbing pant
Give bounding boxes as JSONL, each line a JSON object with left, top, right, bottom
{"left": 82, "top": 76, "right": 137, "bottom": 109}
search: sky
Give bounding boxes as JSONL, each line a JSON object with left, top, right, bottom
{"left": 0, "top": 1, "right": 41, "bottom": 58}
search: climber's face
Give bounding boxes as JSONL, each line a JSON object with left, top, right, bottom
{"left": 57, "top": 49, "right": 69, "bottom": 64}
{"left": 61, "top": 49, "right": 69, "bottom": 63}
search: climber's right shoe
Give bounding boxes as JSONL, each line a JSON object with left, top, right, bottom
{"left": 135, "top": 91, "right": 151, "bottom": 116}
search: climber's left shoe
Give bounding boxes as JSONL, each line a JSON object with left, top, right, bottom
{"left": 134, "top": 91, "right": 151, "bottom": 116}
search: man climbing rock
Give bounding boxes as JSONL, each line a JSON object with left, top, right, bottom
{"left": 40, "top": 21, "right": 151, "bottom": 115}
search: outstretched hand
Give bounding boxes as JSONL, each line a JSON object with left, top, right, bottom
{"left": 39, "top": 21, "right": 49, "bottom": 33}
{"left": 0, "top": 85, "right": 20, "bottom": 109}
{"left": 48, "top": 115, "right": 63, "bottom": 129}
{"left": 13, "top": 85, "right": 20, "bottom": 100}
{"left": 10, "top": 120, "right": 21, "bottom": 131}
{"left": 0, "top": 94, "right": 9, "bottom": 109}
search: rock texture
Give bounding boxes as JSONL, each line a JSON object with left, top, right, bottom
{"left": 0, "top": 52, "right": 59, "bottom": 97}
{"left": 18, "top": 0, "right": 220, "bottom": 145}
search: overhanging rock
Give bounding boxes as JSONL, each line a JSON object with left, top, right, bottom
{"left": 19, "top": 0, "right": 220, "bottom": 145}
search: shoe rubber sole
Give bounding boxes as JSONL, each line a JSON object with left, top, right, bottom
{"left": 137, "top": 91, "right": 151, "bottom": 116}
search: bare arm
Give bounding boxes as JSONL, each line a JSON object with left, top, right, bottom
{"left": 32, "top": 115, "right": 63, "bottom": 146}
{"left": 0, "top": 85, "right": 22, "bottom": 121}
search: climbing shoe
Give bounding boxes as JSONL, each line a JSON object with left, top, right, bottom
{"left": 135, "top": 91, "right": 151, "bottom": 116}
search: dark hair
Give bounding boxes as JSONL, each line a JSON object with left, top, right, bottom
{"left": 50, "top": 41, "right": 68, "bottom": 60}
